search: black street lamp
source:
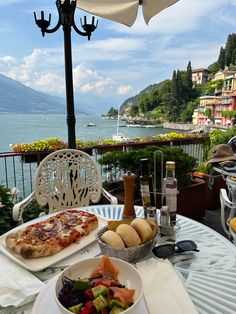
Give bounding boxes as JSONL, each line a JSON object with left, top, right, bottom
{"left": 34, "top": 0, "right": 98, "bottom": 148}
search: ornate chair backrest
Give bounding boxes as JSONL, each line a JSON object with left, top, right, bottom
{"left": 228, "top": 136, "right": 236, "bottom": 153}
{"left": 34, "top": 149, "right": 102, "bottom": 213}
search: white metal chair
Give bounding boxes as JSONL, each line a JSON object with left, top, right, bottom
{"left": 13, "top": 149, "right": 117, "bottom": 223}
{"left": 220, "top": 185, "right": 236, "bottom": 244}
{"left": 218, "top": 136, "right": 236, "bottom": 243}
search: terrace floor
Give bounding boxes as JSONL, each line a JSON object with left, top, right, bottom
{"left": 200, "top": 207, "right": 228, "bottom": 238}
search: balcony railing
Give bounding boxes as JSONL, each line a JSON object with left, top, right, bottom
{"left": 0, "top": 135, "right": 210, "bottom": 199}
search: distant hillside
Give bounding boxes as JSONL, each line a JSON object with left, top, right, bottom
{"left": 0, "top": 74, "right": 87, "bottom": 114}
{"left": 118, "top": 33, "right": 236, "bottom": 120}
{"left": 120, "top": 83, "right": 161, "bottom": 113}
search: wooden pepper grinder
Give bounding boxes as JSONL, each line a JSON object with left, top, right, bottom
{"left": 122, "top": 171, "right": 136, "bottom": 220}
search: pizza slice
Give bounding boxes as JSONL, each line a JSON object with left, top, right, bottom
{"left": 5, "top": 209, "right": 98, "bottom": 259}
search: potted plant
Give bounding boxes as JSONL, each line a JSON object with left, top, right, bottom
{"left": 0, "top": 185, "right": 18, "bottom": 235}
{"left": 192, "top": 127, "right": 235, "bottom": 210}
{"left": 193, "top": 162, "right": 226, "bottom": 210}
{"left": 98, "top": 145, "right": 206, "bottom": 220}
{"left": 76, "top": 139, "right": 98, "bottom": 155}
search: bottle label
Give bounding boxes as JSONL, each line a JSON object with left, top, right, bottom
{"left": 140, "top": 184, "right": 151, "bottom": 207}
{"left": 164, "top": 179, "right": 177, "bottom": 213}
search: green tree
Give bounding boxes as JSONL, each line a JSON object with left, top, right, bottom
{"left": 186, "top": 61, "right": 193, "bottom": 95}
{"left": 129, "top": 104, "right": 138, "bottom": 117}
{"left": 176, "top": 70, "right": 182, "bottom": 101}
{"left": 205, "top": 108, "right": 212, "bottom": 120}
{"left": 107, "top": 107, "right": 118, "bottom": 117}
{"left": 225, "top": 33, "right": 236, "bottom": 66}
{"left": 179, "top": 99, "right": 199, "bottom": 122}
{"left": 232, "top": 48, "right": 236, "bottom": 65}
{"left": 137, "top": 93, "right": 150, "bottom": 113}
{"left": 217, "top": 47, "right": 225, "bottom": 69}
{"left": 171, "top": 70, "right": 178, "bottom": 100}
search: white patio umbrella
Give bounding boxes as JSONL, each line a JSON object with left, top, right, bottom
{"left": 76, "top": 0, "right": 179, "bottom": 27}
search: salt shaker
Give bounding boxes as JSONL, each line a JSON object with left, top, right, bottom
{"left": 160, "top": 205, "right": 170, "bottom": 227}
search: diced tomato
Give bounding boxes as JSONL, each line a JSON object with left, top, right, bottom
{"left": 101, "top": 309, "right": 109, "bottom": 314}
{"left": 83, "top": 288, "right": 94, "bottom": 300}
{"left": 80, "top": 300, "right": 95, "bottom": 314}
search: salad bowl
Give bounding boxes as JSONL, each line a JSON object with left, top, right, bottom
{"left": 54, "top": 256, "right": 143, "bottom": 314}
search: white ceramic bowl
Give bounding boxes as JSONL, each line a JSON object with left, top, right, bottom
{"left": 54, "top": 256, "right": 143, "bottom": 314}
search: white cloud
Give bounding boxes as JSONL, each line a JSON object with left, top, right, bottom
{"left": 0, "top": 48, "right": 67, "bottom": 94}
{"left": 74, "top": 37, "right": 145, "bottom": 63}
{"left": 32, "top": 73, "right": 65, "bottom": 94}
{"left": 116, "top": 85, "right": 133, "bottom": 95}
{"left": 0, "top": 56, "right": 17, "bottom": 66}
{"left": 81, "top": 83, "right": 93, "bottom": 93}
{"left": 73, "top": 64, "right": 114, "bottom": 93}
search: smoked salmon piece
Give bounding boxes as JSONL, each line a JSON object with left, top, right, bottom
{"left": 110, "top": 287, "right": 135, "bottom": 306}
{"left": 91, "top": 255, "right": 119, "bottom": 280}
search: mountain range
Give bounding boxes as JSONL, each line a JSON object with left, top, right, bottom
{"left": 0, "top": 74, "right": 90, "bottom": 114}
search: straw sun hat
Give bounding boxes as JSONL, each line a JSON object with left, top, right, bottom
{"left": 205, "top": 144, "right": 236, "bottom": 165}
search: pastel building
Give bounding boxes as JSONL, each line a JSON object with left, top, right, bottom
{"left": 192, "top": 68, "right": 210, "bottom": 86}
{"left": 193, "top": 70, "right": 236, "bottom": 127}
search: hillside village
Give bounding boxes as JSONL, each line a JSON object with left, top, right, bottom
{"left": 106, "top": 33, "right": 236, "bottom": 129}
{"left": 192, "top": 68, "right": 236, "bottom": 128}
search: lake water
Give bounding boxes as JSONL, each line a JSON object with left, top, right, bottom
{"left": 0, "top": 113, "right": 171, "bottom": 152}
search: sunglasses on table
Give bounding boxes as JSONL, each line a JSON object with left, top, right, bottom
{"left": 152, "top": 240, "right": 199, "bottom": 259}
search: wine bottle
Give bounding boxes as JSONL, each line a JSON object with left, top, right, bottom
{"left": 163, "top": 161, "right": 177, "bottom": 225}
{"left": 140, "top": 158, "right": 154, "bottom": 218}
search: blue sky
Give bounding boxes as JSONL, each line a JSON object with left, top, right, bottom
{"left": 0, "top": 0, "right": 236, "bottom": 114}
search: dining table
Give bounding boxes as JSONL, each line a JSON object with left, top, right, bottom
{"left": 1, "top": 204, "right": 236, "bottom": 314}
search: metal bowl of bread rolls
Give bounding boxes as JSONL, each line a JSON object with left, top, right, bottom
{"left": 96, "top": 218, "right": 158, "bottom": 262}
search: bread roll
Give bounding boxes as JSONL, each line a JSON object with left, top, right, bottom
{"left": 116, "top": 224, "right": 141, "bottom": 247}
{"left": 101, "top": 230, "right": 125, "bottom": 249}
{"left": 130, "top": 218, "right": 152, "bottom": 243}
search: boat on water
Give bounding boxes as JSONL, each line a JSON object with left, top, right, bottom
{"left": 112, "top": 133, "right": 129, "bottom": 141}
{"left": 112, "top": 106, "right": 129, "bottom": 142}
{"left": 86, "top": 122, "right": 96, "bottom": 127}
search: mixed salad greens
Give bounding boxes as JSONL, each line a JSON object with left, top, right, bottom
{"left": 58, "top": 256, "right": 136, "bottom": 314}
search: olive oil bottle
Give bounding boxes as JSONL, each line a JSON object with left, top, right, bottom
{"left": 140, "top": 158, "right": 154, "bottom": 218}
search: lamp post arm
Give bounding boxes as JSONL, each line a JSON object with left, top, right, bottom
{"left": 72, "top": 22, "right": 88, "bottom": 37}
{"left": 34, "top": 11, "right": 61, "bottom": 37}
{"left": 42, "top": 21, "right": 61, "bottom": 35}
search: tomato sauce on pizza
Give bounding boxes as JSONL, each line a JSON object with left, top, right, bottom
{"left": 5, "top": 209, "right": 98, "bottom": 259}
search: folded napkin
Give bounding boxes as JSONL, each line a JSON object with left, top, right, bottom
{"left": 0, "top": 253, "right": 44, "bottom": 307}
{"left": 136, "top": 258, "right": 198, "bottom": 314}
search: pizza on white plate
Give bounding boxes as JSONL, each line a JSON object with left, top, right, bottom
{"left": 5, "top": 209, "right": 98, "bottom": 259}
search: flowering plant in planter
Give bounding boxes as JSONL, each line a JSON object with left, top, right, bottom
{"left": 76, "top": 139, "right": 98, "bottom": 149}
{"left": 0, "top": 184, "right": 48, "bottom": 234}
{"left": 12, "top": 137, "right": 67, "bottom": 153}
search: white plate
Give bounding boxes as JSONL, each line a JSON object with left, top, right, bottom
{"left": 0, "top": 210, "right": 106, "bottom": 272}
{"left": 32, "top": 277, "right": 149, "bottom": 314}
